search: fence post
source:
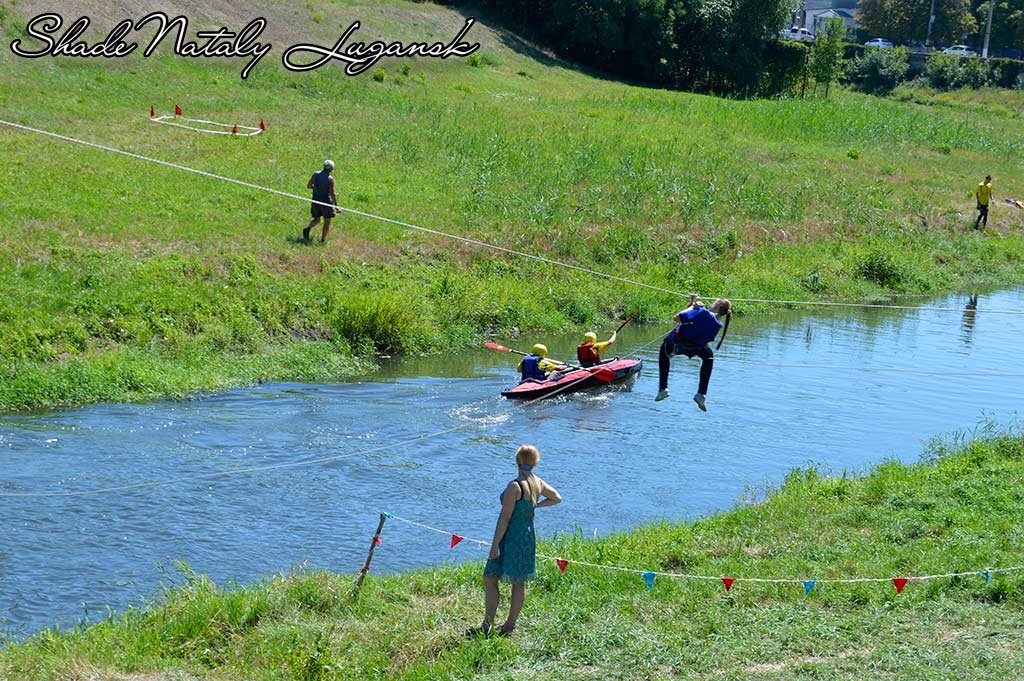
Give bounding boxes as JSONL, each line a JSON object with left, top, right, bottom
{"left": 351, "top": 513, "right": 388, "bottom": 598}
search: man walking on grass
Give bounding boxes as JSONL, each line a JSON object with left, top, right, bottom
{"left": 303, "top": 160, "right": 338, "bottom": 243}
{"left": 975, "top": 175, "right": 993, "bottom": 230}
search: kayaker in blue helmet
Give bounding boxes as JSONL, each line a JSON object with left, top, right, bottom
{"left": 577, "top": 330, "right": 617, "bottom": 368}
{"left": 517, "top": 344, "right": 567, "bottom": 383}
{"left": 655, "top": 295, "right": 732, "bottom": 411}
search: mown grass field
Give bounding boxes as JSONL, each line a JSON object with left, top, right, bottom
{"left": 1, "top": 0, "right": 1024, "bottom": 411}
{"left": 3, "top": 431, "right": 1023, "bottom": 679}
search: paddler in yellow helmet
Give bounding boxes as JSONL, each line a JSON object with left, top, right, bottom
{"left": 518, "top": 344, "right": 567, "bottom": 383}
{"left": 576, "top": 329, "right": 617, "bottom": 368}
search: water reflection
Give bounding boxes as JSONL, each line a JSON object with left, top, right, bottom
{"left": 962, "top": 293, "right": 979, "bottom": 346}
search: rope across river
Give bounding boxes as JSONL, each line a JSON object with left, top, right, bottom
{"left": 2, "top": 118, "right": 1024, "bottom": 316}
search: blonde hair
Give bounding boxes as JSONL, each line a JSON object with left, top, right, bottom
{"left": 515, "top": 444, "right": 542, "bottom": 502}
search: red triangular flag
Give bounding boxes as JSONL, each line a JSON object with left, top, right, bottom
{"left": 259, "top": 119, "right": 266, "bottom": 131}
{"left": 892, "top": 577, "right": 908, "bottom": 594}
{"left": 150, "top": 105, "right": 155, "bottom": 118}
{"left": 373, "top": 536, "right": 382, "bottom": 546}
{"left": 231, "top": 124, "right": 238, "bottom": 135}
{"left": 450, "top": 534, "right": 463, "bottom": 549}
{"left": 174, "top": 104, "right": 182, "bottom": 116}
{"left": 556, "top": 559, "right": 569, "bottom": 574}
{"left": 721, "top": 577, "right": 735, "bottom": 591}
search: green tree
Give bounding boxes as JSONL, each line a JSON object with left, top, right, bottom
{"left": 809, "top": 16, "right": 846, "bottom": 95}
{"left": 860, "top": 0, "right": 977, "bottom": 44}
{"left": 972, "top": 0, "right": 1024, "bottom": 54}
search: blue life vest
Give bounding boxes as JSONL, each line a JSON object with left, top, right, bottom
{"left": 674, "top": 308, "right": 723, "bottom": 347}
{"left": 520, "top": 354, "right": 547, "bottom": 381}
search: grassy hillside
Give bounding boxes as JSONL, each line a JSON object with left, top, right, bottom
{"left": 2, "top": 0, "right": 1024, "bottom": 411}
{"left": 3, "top": 431, "right": 1023, "bottom": 679}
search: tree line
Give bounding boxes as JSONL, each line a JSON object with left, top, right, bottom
{"left": 859, "top": 0, "right": 1024, "bottom": 53}
{"left": 435, "top": 0, "right": 796, "bottom": 94}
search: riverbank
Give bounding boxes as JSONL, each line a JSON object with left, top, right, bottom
{"left": 3, "top": 431, "right": 1022, "bottom": 678}
{"left": 3, "top": 0, "right": 1024, "bottom": 412}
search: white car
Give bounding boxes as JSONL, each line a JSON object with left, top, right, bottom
{"left": 942, "top": 45, "right": 976, "bottom": 57}
{"left": 864, "top": 38, "right": 894, "bottom": 48}
{"left": 781, "top": 27, "right": 815, "bottom": 42}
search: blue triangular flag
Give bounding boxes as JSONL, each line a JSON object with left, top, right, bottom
{"left": 803, "top": 580, "right": 816, "bottom": 596}
{"left": 642, "top": 571, "right": 656, "bottom": 589}
{"left": 982, "top": 569, "right": 992, "bottom": 584}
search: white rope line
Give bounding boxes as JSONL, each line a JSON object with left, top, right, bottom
{"left": 151, "top": 116, "right": 263, "bottom": 137}
{"left": 0, "top": 331, "right": 650, "bottom": 498}
{"left": 384, "top": 513, "right": 1024, "bottom": 585}
{"left": 2, "top": 118, "right": 1023, "bottom": 316}
{"left": 717, "top": 356, "right": 1024, "bottom": 378}
{"left": 0, "top": 422, "right": 473, "bottom": 498}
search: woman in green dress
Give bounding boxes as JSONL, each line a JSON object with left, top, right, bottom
{"left": 472, "top": 444, "right": 562, "bottom": 637}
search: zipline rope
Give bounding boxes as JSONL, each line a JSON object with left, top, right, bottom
{"left": 2, "top": 118, "right": 1023, "bottom": 316}
{"left": 716, "top": 356, "right": 1024, "bottom": 378}
{"left": 0, "top": 334, "right": 654, "bottom": 499}
{"left": 385, "top": 513, "right": 1024, "bottom": 585}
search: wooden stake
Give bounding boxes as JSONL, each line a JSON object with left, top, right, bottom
{"left": 351, "top": 513, "right": 388, "bottom": 598}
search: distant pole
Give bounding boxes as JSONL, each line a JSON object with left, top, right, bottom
{"left": 926, "top": 0, "right": 936, "bottom": 46}
{"left": 983, "top": 0, "right": 995, "bottom": 58}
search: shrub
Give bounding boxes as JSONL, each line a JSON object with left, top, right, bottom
{"left": 759, "top": 41, "right": 809, "bottom": 96}
{"left": 846, "top": 47, "right": 910, "bottom": 95}
{"left": 855, "top": 249, "right": 909, "bottom": 288}
{"left": 372, "top": 69, "right": 386, "bottom": 83}
{"left": 926, "top": 54, "right": 992, "bottom": 91}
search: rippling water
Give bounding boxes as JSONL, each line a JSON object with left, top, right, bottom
{"left": 1, "top": 289, "right": 1022, "bottom": 638}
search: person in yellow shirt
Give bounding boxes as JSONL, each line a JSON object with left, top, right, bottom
{"left": 975, "top": 175, "right": 993, "bottom": 230}
{"left": 576, "top": 330, "right": 617, "bottom": 368}
{"left": 517, "top": 344, "right": 566, "bottom": 383}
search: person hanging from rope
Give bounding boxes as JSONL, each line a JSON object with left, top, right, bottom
{"left": 576, "top": 329, "right": 617, "bottom": 368}
{"left": 517, "top": 344, "right": 567, "bottom": 383}
{"left": 975, "top": 175, "right": 993, "bottom": 230}
{"left": 302, "top": 160, "right": 338, "bottom": 243}
{"left": 656, "top": 294, "right": 731, "bottom": 411}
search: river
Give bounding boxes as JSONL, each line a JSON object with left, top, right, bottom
{"left": 1, "top": 289, "right": 1021, "bottom": 638}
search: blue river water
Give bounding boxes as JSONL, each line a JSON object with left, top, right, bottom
{"left": 1, "top": 289, "right": 1022, "bottom": 638}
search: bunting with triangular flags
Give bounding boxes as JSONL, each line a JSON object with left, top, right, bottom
{"left": 642, "top": 572, "right": 656, "bottom": 589}
{"left": 892, "top": 577, "right": 908, "bottom": 594}
{"left": 556, "top": 559, "right": 569, "bottom": 574}
{"left": 450, "top": 534, "right": 464, "bottom": 549}
{"left": 721, "top": 577, "right": 735, "bottom": 592}
{"left": 803, "top": 580, "right": 816, "bottom": 596}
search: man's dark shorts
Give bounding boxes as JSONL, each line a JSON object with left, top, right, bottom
{"left": 311, "top": 203, "right": 335, "bottom": 220}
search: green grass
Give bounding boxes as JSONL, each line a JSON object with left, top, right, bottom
{"left": 3, "top": 432, "right": 1024, "bottom": 679}
{"left": 1, "top": 0, "right": 1024, "bottom": 412}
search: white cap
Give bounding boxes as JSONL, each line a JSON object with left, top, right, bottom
{"left": 324, "top": 160, "right": 335, "bottom": 170}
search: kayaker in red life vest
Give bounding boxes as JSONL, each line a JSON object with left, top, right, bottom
{"left": 577, "top": 330, "right": 617, "bottom": 368}
{"left": 655, "top": 295, "right": 732, "bottom": 411}
{"left": 517, "top": 344, "right": 567, "bottom": 383}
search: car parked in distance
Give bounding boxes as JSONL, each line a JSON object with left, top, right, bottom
{"left": 942, "top": 44, "right": 976, "bottom": 57}
{"left": 781, "top": 26, "right": 815, "bottom": 42}
{"left": 906, "top": 43, "right": 931, "bottom": 53}
{"left": 864, "top": 38, "right": 894, "bottom": 48}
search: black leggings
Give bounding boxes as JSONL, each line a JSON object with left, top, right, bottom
{"left": 659, "top": 338, "right": 713, "bottom": 395}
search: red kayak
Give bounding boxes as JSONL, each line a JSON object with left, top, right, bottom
{"left": 500, "top": 358, "right": 643, "bottom": 400}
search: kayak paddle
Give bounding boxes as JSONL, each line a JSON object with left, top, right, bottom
{"left": 483, "top": 342, "right": 615, "bottom": 382}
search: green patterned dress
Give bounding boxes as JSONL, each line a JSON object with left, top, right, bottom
{"left": 483, "top": 481, "right": 536, "bottom": 584}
